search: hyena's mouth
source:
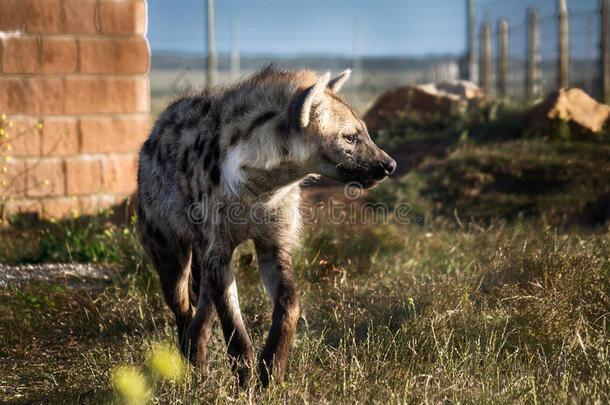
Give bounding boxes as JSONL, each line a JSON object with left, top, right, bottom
{"left": 336, "top": 161, "right": 393, "bottom": 189}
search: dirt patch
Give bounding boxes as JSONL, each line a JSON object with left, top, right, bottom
{"left": 0, "top": 263, "right": 113, "bottom": 288}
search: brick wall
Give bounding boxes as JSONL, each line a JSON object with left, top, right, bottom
{"left": 0, "top": 0, "right": 150, "bottom": 221}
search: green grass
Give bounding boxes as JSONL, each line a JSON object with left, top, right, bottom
{"left": 1, "top": 104, "right": 610, "bottom": 403}
{"left": 373, "top": 105, "right": 610, "bottom": 226}
{"left": 0, "top": 219, "right": 609, "bottom": 403}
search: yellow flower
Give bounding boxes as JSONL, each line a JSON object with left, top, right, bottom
{"left": 49, "top": 217, "right": 56, "bottom": 223}
{"left": 123, "top": 228, "right": 130, "bottom": 235}
{"left": 7, "top": 121, "right": 13, "bottom": 127}
{"left": 5, "top": 156, "right": 11, "bottom": 162}
{"left": 111, "top": 366, "right": 151, "bottom": 405}
{"left": 104, "top": 229, "right": 112, "bottom": 237}
{"left": 149, "top": 343, "right": 186, "bottom": 382}
{"left": 71, "top": 195, "right": 77, "bottom": 200}
{"left": 35, "top": 122, "right": 43, "bottom": 130}
{"left": 5, "top": 144, "right": 11, "bottom": 151}
{"left": 0, "top": 129, "right": 3, "bottom": 135}
{"left": 72, "top": 210, "right": 79, "bottom": 219}
{"left": 0, "top": 114, "right": 6, "bottom": 120}
{"left": 1, "top": 180, "right": 6, "bottom": 187}
{"left": 2, "top": 166, "right": 7, "bottom": 173}
{"left": 43, "top": 180, "right": 50, "bottom": 186}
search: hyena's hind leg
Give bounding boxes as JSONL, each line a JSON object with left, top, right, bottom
{"left": 138, "top": 217, "right": 194, "bottom": 359}
{"left": 254, "top": 239, "right": 300, "bottom": 387}
{"left": 183, "top": 248, "right": 217, "bottom": 367}
{"left": 191, "top": 246, "right": 254, "bottom": 386}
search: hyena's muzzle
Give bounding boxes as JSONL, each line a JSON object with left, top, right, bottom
{"left": 335, "top": 136, "right": 396, "bottom": 189}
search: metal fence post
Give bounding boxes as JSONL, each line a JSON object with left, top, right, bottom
{"left": 602, "top": 0, "right": 610, "bottom": 102}
{"left": 558, "top": 0, "right": 570, "bottom": 89}
{"left": 480, "top": 23, "right": 491, "bottom": 97}
{"left": 526, "top": 9, "right": 541, "bottom": 100}
{"left": 498, "top": 19, "right": 509, "bottom": 98}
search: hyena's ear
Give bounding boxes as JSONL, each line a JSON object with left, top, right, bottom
{"left": 290, "top": 72, "right": 331, "bottom": 128}
{"left": 328, "top": 69, "right": 351, "bottom": 92}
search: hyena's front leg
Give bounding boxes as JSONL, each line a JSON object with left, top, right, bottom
{"left": 199, "top": 248, "right": 254, "bottom": 386}
{"left": 254, "top": 241, "right": 299, "bottom": 387}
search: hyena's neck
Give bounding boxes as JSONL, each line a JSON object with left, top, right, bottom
{"left": 218, "top": 84, "right": 312, "bottom": 199}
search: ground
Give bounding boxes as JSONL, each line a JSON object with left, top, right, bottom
{"left": 0, "top": 104, "right": 609, "bottom": 403}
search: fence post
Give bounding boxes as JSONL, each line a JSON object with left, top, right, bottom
{"left": 206, "top": 0, "right": 217, "bottom": 88}
{"left": 467, "top": 0, "right": 478, "bottom": 83}
{"left": 480, "top": 23, "right": 491, "bottom": 97}
{"left": 602, "top": 0, "right": 610, "bottom": 103}
{"left": 498, "top": 19, "right": 509, "bottom": 98}
{"left": 526, "top": 9, "right": 541, "bottom": 100}
{"left": 230, "top": 16, "right": 240, "bottom": 81}
{"left": 558, "top": 0, "right": 569, "bottom": 89}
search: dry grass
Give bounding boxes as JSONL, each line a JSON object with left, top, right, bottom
{"left": 0, "top": 219, "right": 608, "bottom": 404}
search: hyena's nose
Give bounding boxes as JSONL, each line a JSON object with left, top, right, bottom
{"left": 380, "top": 158, "right": 397, "bottom": 176}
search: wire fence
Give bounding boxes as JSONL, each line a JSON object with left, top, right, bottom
{"left": 476, "top": 2, "right": 605, "bottom": 100}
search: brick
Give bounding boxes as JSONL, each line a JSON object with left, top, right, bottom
{"left": 80, "top": 193, "right": 124, "bottom": 214}
{"left": 64, "top": 76, "right": 149, "bottom": 114}
{"left": 0, "top": 0, "right": 24, "bottom": 31}
{"left": 41, "top": 196, "right": 79, "bottom": 219}
{"left": 63, "top": 0, "right": 97, "bottom": 34}
{"left": 65, "top": 156, "right": 102, "bottom": 195}
{"left": 25, "top": 0, "right": 62, "bottom": 34}
{"left": 3, "top": 117, "right": 41, "bottom": 157}
{"left": 40, "top": 38, "right": 78, "bottom": 74}
{"left": 2, "top": 199, "right": 42, "bottom": 223}
{"left": 26, "top": 158, "right": 65, "bottom": 197}
{"left": 0, "top": 158, "right": 27, "bottom": 199}
{"left": 41, "top": 118, "right": 79, "bottom": 156}
{"left": 1, "top": 36, "right": 38, "bottom": 74}
{"left": 102, "top": 154, "right": 137, "bottom": 193}
{"left": 80, "top": 115, "right": 149, "bottom": 153}
{"left": 79, "top": 37, "right": 150, "bottom": 74}
{"left": 0, "top": 77, "right": 65, "bottom": 115}
{"left": 99, "top": 0, "right": 147, "bottom": 35}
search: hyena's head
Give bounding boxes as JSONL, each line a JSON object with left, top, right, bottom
{"left": 291, "top": 70, "right": 396, "bottom": 188}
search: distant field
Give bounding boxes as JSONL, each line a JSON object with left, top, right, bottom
{"left": 149, "top": 68, "right": 424, "bottom": 117}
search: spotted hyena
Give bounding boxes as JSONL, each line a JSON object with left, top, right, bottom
{"left": 136, "top": 66, "right": 396, "bottom": 386}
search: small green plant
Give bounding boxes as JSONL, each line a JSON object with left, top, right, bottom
{"left": 0, "top": 114, "right": 68, "bottom": 224}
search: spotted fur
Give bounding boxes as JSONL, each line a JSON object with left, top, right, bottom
{"left": 137, "top": 66, "right": 395, "bottom": 387}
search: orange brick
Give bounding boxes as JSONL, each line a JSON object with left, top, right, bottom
{"left": 65, "top": 157, "right": 103, "bottom": 195}
{"left": 40, "top": 37, "right": 78, "bottom": 74}
{"left": 0, "top": 0, "right": 25, "bottom": 31}
{"left": 64, "top": 76, "right": 149, "bottom": 114}
{"left": 41, "top": 118, "right": 78, "bottom": 156}
{"left": 102, "top": 154, "right": 137, "bottom": 193}
{"left": 26, "top": 158, "right": 65, "bottom": 197}
{"left": 2, "top": 199, "right": 42, "bottom": 223}
{"left": 1, "top": 36, "right": 38, "bottom": 74}
{"left": 25, "top": 0, "right": 62, "bottom": 34}
{"left": 3, "top": 117, "right": 41, "bottom": 157}
{"left": 41, "top": 196, "right": 79, "bottom": 219}
{"left": 0, "top": 77, "right": 65, "bottom": 115}
{"left": 63, "top": 0, "right": 97, "bottom": 34}
{"left": 79, "top": 37, "right": 150, "bottom": 74}
{"left": 80, "top": 193, "right": 126, "bottom": 215}
{"left": 0, "top": 158, "right": 27, "bottom": 199}
{"left": 99, "top": 0, "right": 147, "bottom": 35}
{"left": 80, "top": 115, "right": 149, "bottom": 153}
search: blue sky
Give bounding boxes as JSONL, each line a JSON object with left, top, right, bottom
{"left": 147, "top": 0, "right": 601, "bottom": 57}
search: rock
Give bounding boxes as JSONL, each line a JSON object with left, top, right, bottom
{"left": 363, "top": 81, "right": 482, "bottom": 134}
{"left": 529, "top": 88, "right": 610, "bottom": 134}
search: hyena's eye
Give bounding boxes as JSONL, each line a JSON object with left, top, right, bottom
{"left": 343, "top": 134, "right": 358, "bottom": 144}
